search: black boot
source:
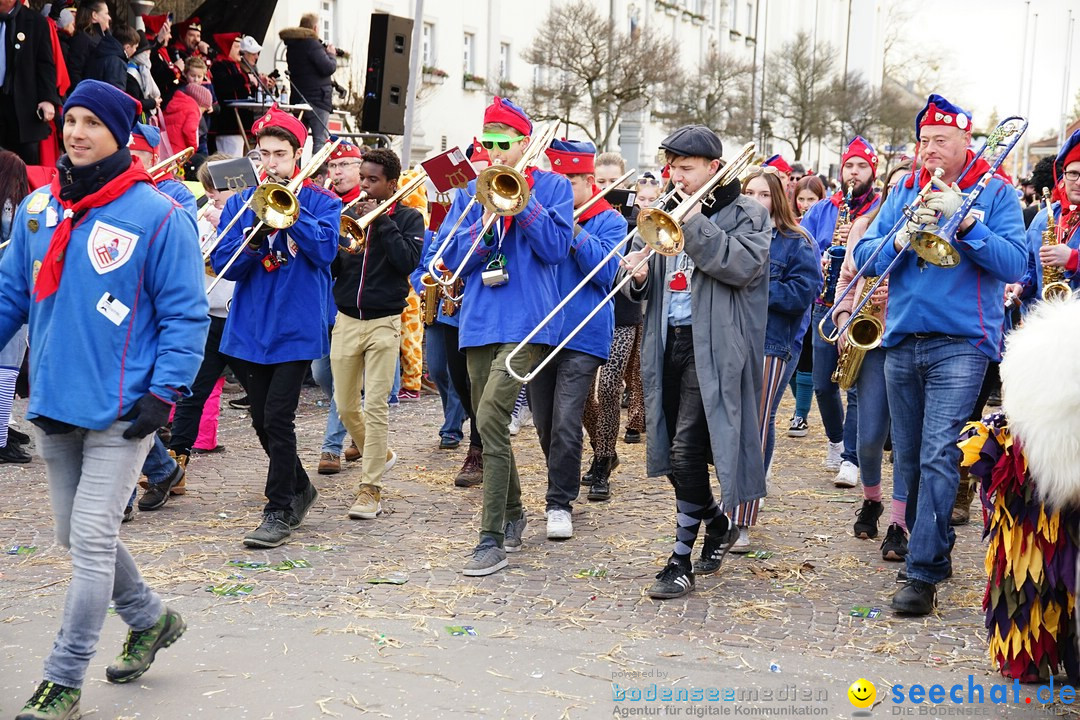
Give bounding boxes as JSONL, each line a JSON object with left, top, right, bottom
{"left": 587, "top": 456, "right": 619, "bottom": 501}
{"left": 581, "top": 456, "right": 600, "bottom": 486}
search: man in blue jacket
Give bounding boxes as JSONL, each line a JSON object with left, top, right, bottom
{"left": 212, "top": 108, "right": 341, "bottom": 549}
{"left": 439, "top": 97, "right": 573, "bottom": 576}
{"left": 0, "top": 80, "right": 208, "bottom": 720}
{"left": 129, "top": 123, "right": 197, "bottom": 215}
{"left": 799, "top": 136, "right": 880, "bottom": 486}
{"left": 1028, "top": 129, "right": 1080, "bottom": 298}
{"left": 528, "top": 139, "right": 624, "bottom": 534}
{"left": 853, "top": 94, "right": 1027, "bottom": 615}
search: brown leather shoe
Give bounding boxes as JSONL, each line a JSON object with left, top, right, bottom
{"left": 168, "top": 450, "right": 188, "bottom": 495}
{"left": 344, "top": 440, "right": 362, "bottom": 462}
{"left": 318, "top": 452, "right": 341, "bottom": 475}
{"left": 454, "top": 445, "right": 484, "bottom": 487}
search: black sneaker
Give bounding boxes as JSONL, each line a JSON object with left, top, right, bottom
{"left": 897, "top": 565, "right": 952, "bottom": 583}
{"left": 881, "top": 523, "right": 908, "bottom": 561}
{"left": 105, "top": 608, "right": 186, "bottom": 683}
{"left": 853, "top": 500, "right": 883, "bottom": 539}
{"left": 891, "top": 579, "right": 936, "bottom": 615}
{"left": 623, "top": 429, "right": 642, "bottom": 444}
{"left": 288, "top": 482, "right": 319, "bottom": 529}
{"left": 647, "top": 558, "right": 695, "bottom": 599}
{"left": 787, "top": 415, "right": 809, "bottom": 437}
{"left": 122, "top": 506, "right": 134, "bottom": 523}
{"left": 16, "top": 680, "right": 81, "bottom": 720}
{"left": 8, "top": 426, "right": 31, "bottom": 445}
{"left": 228, "top": 395, "right": 251, "bottom": 410}
{"left": 693, "top": 522, "right": 740, "bottom": 575}
{"left": 137, "top": 462, "right": 186, "bottom": 511}
{"left": 243, "top": 511, "right": 292, "bottom": 548}
{"left": 0, "top": 442, "right": 32, "bottom": 463}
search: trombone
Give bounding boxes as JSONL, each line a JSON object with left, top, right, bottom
{"left": 148, "top": 147, "right": 194, "bottom": 181}
{"left": 339, "top": 170, "right": 429, "bottom": 254}
{"left": 822, "top": 115, "right": 1028, "bottom": 346}
{"left": 428, "top": 122, "right": 560, "bottom": 287}
{"left": 207, "top": 138, "right": 343, "bottom": 293}
{"left": 505, "top": 143, "right": 756, "bottom": 383}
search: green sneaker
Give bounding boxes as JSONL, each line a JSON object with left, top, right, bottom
{"left": 16, "top": 680, "right": 80, "bottom": 720}
{"left": 105, "top": 608, "right": 186, "bottom": 684}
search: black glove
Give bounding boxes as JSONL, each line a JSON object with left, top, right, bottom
{"left": 123, "top": 394, "right": 173, "bottom": 439}
{"left": 246, "top": 223, "right": 272, "bottom": 250}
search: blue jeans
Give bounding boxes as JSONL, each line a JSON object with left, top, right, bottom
{"left": 142, "top": 435, "right": 176, "bottom": 484}
{"left": 36, "top": 421, "right": 164, "bottom": 688}
{"left": 854, "top": 348, "right": 896, "bottom": 495}
{"left": 811, "top": 303, "right": 858, "bottom": 465}
{"left": 311, "top": 353, "right": 347, "bottom": 455}
{"left": 885, "top": 335, "right": 988, "bottom": 585}
{"left": 390, "top": 357, "right": 401, "bottom": 404}
{"left": 425, "top": 322, "right": 465, "bottom": 441}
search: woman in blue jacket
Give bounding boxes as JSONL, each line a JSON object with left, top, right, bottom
{"left": 736, "top": 167, "right": 820, "bottom": 549}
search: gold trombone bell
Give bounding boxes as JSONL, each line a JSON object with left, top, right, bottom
{"left": 250, "top": 183, "right": 301, "bottom": 230}
{"left": 476, "top": 166, "right": 530, "bottom": 216}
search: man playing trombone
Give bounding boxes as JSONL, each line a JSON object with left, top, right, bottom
{"left": 621, "top": 125, "right": 770, "bottom": 600}
{"left": 439, "top": 97, "right": 573, "bottom": 576}
{"left": 211, "top": 108, "right": 342, "bottom": 549}
{"left": 525, "top": 139, "right": 625, "bottom": 538}
{"left": 852, "top": 94, "right": 1027, "bottom": 615}
{"left": 331, "top": 147, "right": 424, "bottom": 520}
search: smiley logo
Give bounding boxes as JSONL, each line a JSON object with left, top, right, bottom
{"left": 848, "top": 678, "right": 876, "bottom": 709}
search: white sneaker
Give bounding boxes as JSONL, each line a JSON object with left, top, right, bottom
{"left": 824, "top": 441, "right": 844, "bottom": 470}
{"left": 546, "top": 508, "right": 573, "bottom": 539}
{"left": 833, "top": 460, "right": 858, "bottom": 488}
{"left": 519, "top": 406, "right": 533, "bottom": 428}
{"left": 508, "top": 416, "right": 521, "bottom": 436}
{"left": 729, "top": 526, "right": 751, "bottom": 554}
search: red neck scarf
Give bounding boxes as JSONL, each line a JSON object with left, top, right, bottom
{"left": 905, "top": 150, "right": 1000, "bottom": 191}
{"left": 35, "top": 160, "right": 152, "bottom": 302}
{"left": 338, "top": 184, "right": 363, "bottom": 204}
{"left": 577, "top": 184, "right": 613, "bottom": 223}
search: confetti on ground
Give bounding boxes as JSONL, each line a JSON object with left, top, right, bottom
{"left": 745, "top": 550, "right": 774, "bottom": 559}
{"left": 445, "top": 625, "right": 478, "bottom": 636}
{"left": 366, "top": 572, "right": 409, "bottom": 585}
{"left": 304, "top": 545, "right": 342, "bottom": 552}
{"left": 6, "top": 545, "right": 37, "bottom": 555}
{"left": 573, "top": 567, "right": 607, "bottom": 579}
{"left": 207, "top": 582, "right": 254, "bottom": 597}
{"left": 227, "top": 559, "right": 311, "bottom": 572}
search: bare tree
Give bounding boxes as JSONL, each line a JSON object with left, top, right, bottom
{"left": 876, "top": 82, "right": 922, "bottom": 176}
{"left": 761, "top": 31, "right": 835, "bottom": 160}
{"left": 826, "top": 71, "right": 879, "bottom": 146}
{"left": 655, "top": 50, "right": 754, "bottom": 142}
{"left": 523, "top": 0, "right": 679, "bottom": 150}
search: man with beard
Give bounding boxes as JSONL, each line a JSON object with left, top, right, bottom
{"left": 800, "top": 136, "right": 881, "bottom": 488}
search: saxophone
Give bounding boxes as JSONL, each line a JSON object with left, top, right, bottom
{"left": 441, "top": 278, "right": 463, "bottom": 317}
{"left": 821, "top": 181, "right": 855, "bottom": 305}
{"left": 831, "top": 276, "right": 885, "bottom": 391}
{"left": 1042, "top": 188, "right": 1073, "bottom": 302}
{"left": 420, "top": 272, "right": 440, "bottom": 325}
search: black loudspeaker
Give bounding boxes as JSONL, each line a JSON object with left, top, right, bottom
{"left": 360, "top": 13, "right": 413, "bottom": 135}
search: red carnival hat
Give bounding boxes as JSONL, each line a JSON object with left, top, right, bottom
{"left": 841, "top": 136, "right": 878, "bottom": 174}
{"left": 545, "top": 138, "right": 596, "bottom": 175}
{"left": 482, "top": 96, "right": 532, "bottom": 137}
{"left": 141, "top": 14, "right": 168, "bottom": 35}
{"left": 330, "top": 141, "right": 364, "bottom": 161}
{"left": 763, "top": 154, "right": 792, "bottom": 175}
{"left": 916, "top": 93, "right": 972, "bottom": 139}
{"left": 251, "top": 105, "right": 308, "bottom": 148}
{"left": 213, "top": 32, "right": 241, "bottom": 57}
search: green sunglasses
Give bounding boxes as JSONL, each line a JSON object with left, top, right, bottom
{"left": 479, "top": 133, "right": 525, "bottom": 151}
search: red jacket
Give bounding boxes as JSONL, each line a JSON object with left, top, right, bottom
{"left": 164, "top": 91, "right": 201, "bottom": 151}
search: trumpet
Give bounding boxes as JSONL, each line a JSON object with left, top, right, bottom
{"left": 339, "top": 170, "right": 429, "bottom": 255}
{"left": 428, "top": 122, "right": 560, "bottom": 287}
{"left": 148, "top": 147, "right": 194, "bottom": 181}
{"left": 207, "top": 138, "right": 343, "bottom": 293}
{"left": 825, "top": 116, "right": 1028, "bottom": 345}
{"left": 504, "top": 143, "right": 756, "bottom": 383}
{"left": 1041, "top": 189, "right": 1072, "bottom": 302}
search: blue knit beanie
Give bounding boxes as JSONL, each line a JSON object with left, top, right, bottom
{"left": 63, "top": 80, "right": 139, "bottom": 148}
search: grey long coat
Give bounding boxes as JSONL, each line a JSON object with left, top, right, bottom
{"left": 626, "top": 194, "right": 772, "bottom": 509}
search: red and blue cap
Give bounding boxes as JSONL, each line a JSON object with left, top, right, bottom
{"left": 841, "top": 136, "right": 878, "bottom": 174}
{"left": 252, "top": 105, "right": 308, "bottom": 149}
{"left": 545, "top": 138, "right": 596, "bottom": 175}
{"left": 482, "top": 96, "right": 533, "bottom": 137}
{"left": 916, "top": 94, "right": 972, "bottom": 139}
{"left": 330, "top": 140, "right": 363, "bottom": 161}
{"left": 763, "top": 154, "right": 792, "bottom": 174}
{"left": 1056, "top": 129, "right": 1080, "bottom": 173}
{"left": 129, "top": 122, "right": 161, "bottom": 154}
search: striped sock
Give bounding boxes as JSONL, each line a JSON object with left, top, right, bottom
{"left": 0, "top": 368, "right": 17, "bottom": 448}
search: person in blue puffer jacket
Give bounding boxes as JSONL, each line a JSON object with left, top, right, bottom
{"left": 211, "top": 107, "right": 341, "bottom": 550}
{"left": 437, "top": 97, "right": 573, "bottom": 577}
{"left": 528, "top": 138, "right": 624, "bottom": 529}
{"left": 0, "top": 80, "right": 208, "bottom": 718}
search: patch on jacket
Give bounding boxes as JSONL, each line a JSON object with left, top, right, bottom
{"left": 87, "top": 221, "right": 139, "bottom": 274}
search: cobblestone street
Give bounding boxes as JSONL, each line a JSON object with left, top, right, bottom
{"left": 0, "top": 389, "right": 1069, "bottom": 718}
